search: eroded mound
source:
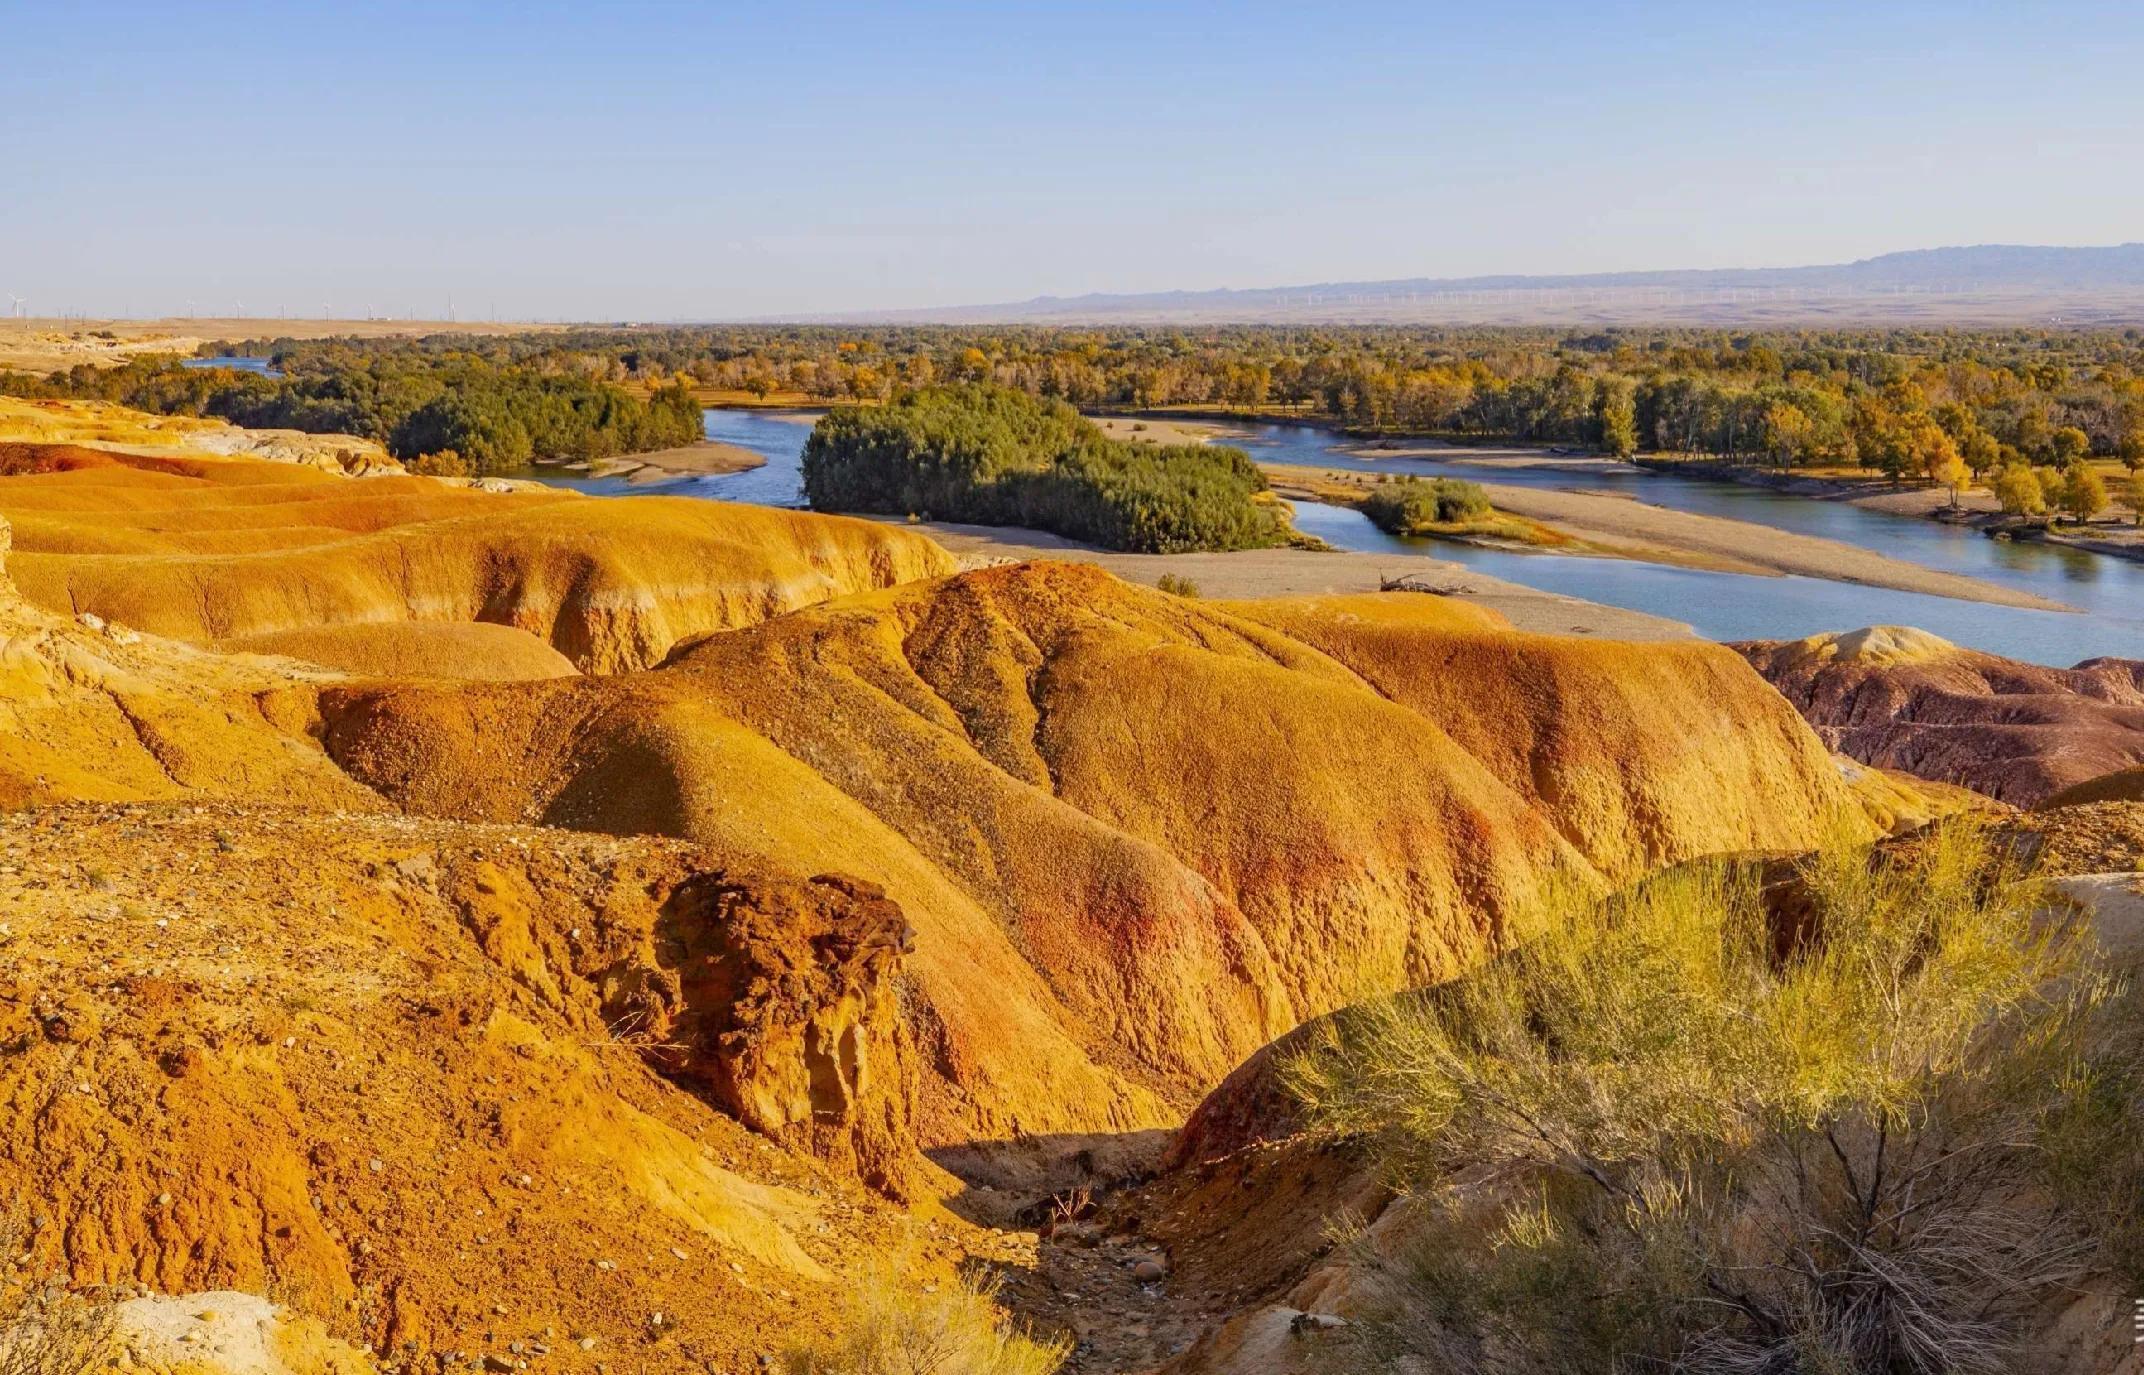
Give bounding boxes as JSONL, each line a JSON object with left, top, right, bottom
{"left": 311, "top": 562, "right": 1870, "bottom": 1145}
{"left": 0, "top": 804, "right": 992, "bottom": 1371}
{"left": 0, "top": 518, "right": 377, "bottom": 811}
{"left": 1740, "top": 626, "right": 2144, "bottom": 805}
{"left": 0, "top": 396, "right": 397, "bottom": 475}
{"left": 1233, "top": 595, "right": 1864, "bottom": 878}
{"left": 2042, "top": 765, "right": 2144, "bottom": 809}
{"left": 219, "top": 621, "right": 581, "bottom": 682}
{"left": 0, "top": 450, "right": 957, "bottom": 673}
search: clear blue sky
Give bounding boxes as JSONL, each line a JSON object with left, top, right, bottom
{"left": 7, "top": 0, "right": 2143, "bottom": 319}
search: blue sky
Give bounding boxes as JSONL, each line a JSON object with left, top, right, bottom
{"left": 7, "top": 0, "right": 2143, "bottom": 319}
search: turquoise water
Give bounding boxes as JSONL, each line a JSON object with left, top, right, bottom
{"left": 529, "top": 409, "right": 2144, "bottom": 667}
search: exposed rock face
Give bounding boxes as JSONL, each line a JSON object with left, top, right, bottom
{"left": 0, "top": 429, "right": 1991, "bottom": 1371}
{"left": 0, "top": 515, "right": 379, "bottom": 811}
{"left": 0, "top": 804, "right": 942, "bottom": 1367}
{"left": 1739, "top": 626, "right": 2144, "bottom": 806}
{"left": 590, "top": 871, "right": 918, "bottom": 1197}
{"left": 0, "top": 457, "right": 1882, "bottom": 1157}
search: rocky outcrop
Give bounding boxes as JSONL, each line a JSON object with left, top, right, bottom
{"left": 1738, "top": 626, "right": 2144, "bottom": 806}
{"left": 590, "top": 871, "right": 919, "bottom": 1197}
{"left": 0, "top": 804, "right": 957, "bottom": 1369}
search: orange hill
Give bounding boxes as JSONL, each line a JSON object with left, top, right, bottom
{"left": 0, "top": 443, "right": 956, "bottom": 675}
{"left": 0, "top": 427, "right": 1949, "bottom": 1371}
{"left": 307, "top": 561, "right": 1871, "bottom": 1145}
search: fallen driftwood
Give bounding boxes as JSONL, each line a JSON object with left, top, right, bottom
{"left": 1379, "top": 573, "right": 1467, "bottom": 595}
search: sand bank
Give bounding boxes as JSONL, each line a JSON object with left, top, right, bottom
{"left": 1261, "top": 462, "right": 2072, "bottom": 612}
{"left": 905, "top": 520, "right": 1698, "bottom": 642}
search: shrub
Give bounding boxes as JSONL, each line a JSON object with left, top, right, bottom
{"left": 407, "top": 448, "right": 470, "bottom": 477}
{"left": 802, "top": 385, "right": 1288, "bottom": 553}
{"left": 1360, "top": 476, "right": 1492, "bottom": 535}
{"left": 1288, "top": 822, "right": 2126, "bottom": 1374}
{"left": 1156, "top": 573, "right": 1200, "bottom": 597}
{"left": 782, "top": 1266, "right": 1068, "bottom": 1375}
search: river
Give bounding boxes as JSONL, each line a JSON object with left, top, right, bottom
{"left": 531, "top": 409, "right": 2144, "bottom": 667}
{"left": 182, "top": 355, "right": 282, "bottom": 377}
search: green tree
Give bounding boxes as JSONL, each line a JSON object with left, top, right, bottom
{"left": 1595, "top": 382, "right": 1638, "bottom": 458}
{"left": 801, "top": 384, "right": 1287, "bottom": 553}
{"left": 1961, "top": 429, "right": 2002, "bottom": 483}
{"left": 2052, "top": 425, "right": 2091, "bottom": 463}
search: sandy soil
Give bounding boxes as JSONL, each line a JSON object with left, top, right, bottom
{"left": 580, "top": 441, "right": 768, "bottom": 484}
{"left": 1260, "top": 462, "right": 2072, "bottom": 611}
{"left": 1333, "top": 437, "right": 1648, "bottom": 473}
{"left": 1087, "top": 415, "right": 1230, "bottom": 446}
{"left": 906, "top": 520, "right": 1698, "bottom": 641}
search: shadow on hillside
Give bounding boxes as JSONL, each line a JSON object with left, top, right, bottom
{"left": 926, "top": 1128, "right": 1175, "bottom": 1228}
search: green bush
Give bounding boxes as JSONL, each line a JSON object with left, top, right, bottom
{"left": 1360, "top": 476, "right": 1491, "bottom": 535}
{"left": 1288, "top": 822, "right": 2132, "bottom": 1374}
{"left": 801, "top": 385, "right": 1288, "bottom": 553}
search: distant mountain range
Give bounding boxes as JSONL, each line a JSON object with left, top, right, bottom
{"left": 819, "top": 244, "right": 2144, "bottom": 326}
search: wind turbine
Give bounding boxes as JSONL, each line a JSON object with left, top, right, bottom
{"left": 5, "top": 294, "right": 22, "bottom": 319}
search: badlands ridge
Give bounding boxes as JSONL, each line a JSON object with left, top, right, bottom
{"left": 0, "top": 396, "right": 2129, "bottom": 1373}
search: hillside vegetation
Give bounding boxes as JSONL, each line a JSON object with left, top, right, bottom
{"left": 801, "top": 384, "right": 1289, "bottom": 551}
{"left": 1289, "top": 823, "right": 2140, "bottom": 1374}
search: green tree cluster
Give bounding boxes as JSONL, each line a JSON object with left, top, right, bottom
{"left": 801, "top": 385, "right": 1287, "bottom": 553}
{"left": 1360, "top": 476, "right": 1492, "bottom": 535}
{"left": 0, "top": 353, "right": 702, "bottom": 476}
{"left": 17, "top": 322, "right": 2144, "bottom": 478}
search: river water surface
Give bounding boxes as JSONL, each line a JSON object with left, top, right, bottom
{"left": 531, "top": 409, "right": 2144, "bottom": 667}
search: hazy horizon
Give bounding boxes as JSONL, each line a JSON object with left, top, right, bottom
{"left": 10, "top": 1, "right": 2144, "bottom": 320}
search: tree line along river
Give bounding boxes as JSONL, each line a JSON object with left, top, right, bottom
{"left": 527, "top": 409, "right": 2144, "bottom": 667}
